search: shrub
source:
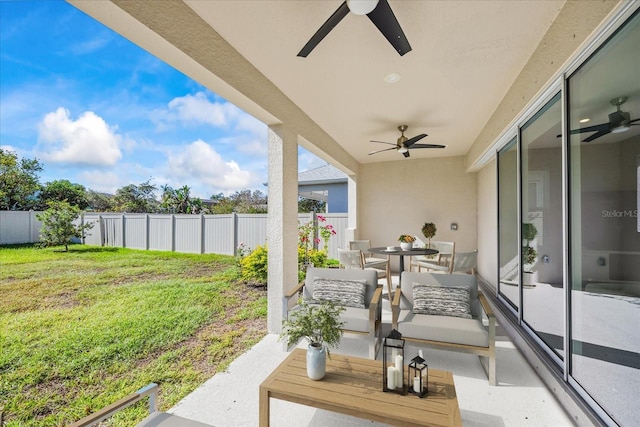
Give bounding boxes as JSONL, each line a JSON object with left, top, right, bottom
{"left": 36, "top": 200, "right": 93, "bottom": 251}
{"left": 240, "top": 244, "right": 268, "bottom": 285}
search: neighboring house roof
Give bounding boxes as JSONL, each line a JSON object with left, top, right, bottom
{"left": 298, "top": 164, "right": 347, "bottom": 185}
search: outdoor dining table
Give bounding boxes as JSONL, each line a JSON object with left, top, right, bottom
{"left": 369, "top": 246, "right": 438, "bottom": 285}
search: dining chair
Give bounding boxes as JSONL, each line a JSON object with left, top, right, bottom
{"left": 339, "top": 248, "right": 392, "bottom": 299}
{"left": 450, "top": 250, "right": 478, "bottom": 275}
{"left": 411, "top": 241, "right": 455, "bottom": 273}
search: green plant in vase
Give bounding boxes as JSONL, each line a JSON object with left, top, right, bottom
{"left": 280, "top": 300, "right": 345, "bottom": 380}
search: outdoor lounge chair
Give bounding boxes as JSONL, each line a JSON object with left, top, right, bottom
{"left": 69, "top": 383, "right": 213, "bottom": 427}
{"left": 338, "top": 247, "right": 392, "bottom": 299}
{"left": 284, "top": 267, "right": 383, "bottom": 359}
{"left": 392, "top": 271, "right": 496, "bottom": 385}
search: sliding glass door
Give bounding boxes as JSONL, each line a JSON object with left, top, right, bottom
{"left": 520, "top": 93, "right": 564, "bottom": 359}
{"left": 567, "top": 12, "right": 640, "bottom": 425}
{"left": 498, "top": 138, "right": 519, "bottom": 311}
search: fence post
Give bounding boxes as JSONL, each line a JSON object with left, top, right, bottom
{"left": 232, "top": 212, "right": 238, "bottom": 256}
{"left": 312, "top": 212, "right": 319, "bottom": 251}
{"left": 171, "top": 215, "right": 176, "bottom": 252}
{"left": 145, "top": 214, "right": 150, "bottom": 250}
{"left": 122, "top": 214, "right": 126, "bottom": 248}
{"left": 200, "top": 214, "right": 205, "bottom": 254}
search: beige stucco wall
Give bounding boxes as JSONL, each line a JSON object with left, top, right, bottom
{"left": 466, "top": 0, "right": 619, "bottom": 170}
{"left": 477, "top": 159, "right": 498, "bottom": 290}
{"left": 357, "top": 156, "right": 477, "bottom": 273}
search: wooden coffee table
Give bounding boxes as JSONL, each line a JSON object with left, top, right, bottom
{"left": 259, "top": 348, "right": 461, "bottom": 426}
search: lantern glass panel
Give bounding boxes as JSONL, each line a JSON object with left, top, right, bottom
{"left": 382, "top": 332, "right": 405, "bottom": 395}
{"left": 408, "top": 355, "right": 428, "bottom": 398}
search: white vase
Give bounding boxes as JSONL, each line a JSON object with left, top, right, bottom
{"left": 306, "top": 344, "right": 326, "bottom": 380}
{"left": 400, "top": 242, "right": 413, "bottom": 251}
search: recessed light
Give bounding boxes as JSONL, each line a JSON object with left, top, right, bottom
{"left": 384, "top": 72, "right": 401, "bottom": 83}
{"left": 579, "top": 118, "right": 590, "bottom": 123}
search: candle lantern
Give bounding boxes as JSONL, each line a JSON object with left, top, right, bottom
{"left": 382, "top": 329, "right": 406, "bottom": 395}
{"left": 408, "top": 355, "right": 428, "bottom": 398}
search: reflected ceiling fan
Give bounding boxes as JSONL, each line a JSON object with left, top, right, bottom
{"left": 297, "top": 0, "right": 411, "bottom": 57}
{"left": 569, "top": 96, "right": 640, "bottom": 142}
{"left": 368, "top": 125, "right": 445, "bottom": 158}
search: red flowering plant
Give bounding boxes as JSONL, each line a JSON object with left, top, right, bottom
{"left": 298, "top": 215, "right": 337, "bottom": 270}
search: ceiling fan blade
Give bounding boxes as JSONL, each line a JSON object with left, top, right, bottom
{"left": 402, "top": 150, "right": 410, "bottom": 158}
{"left": 297, "top": 2, "right": 350, "bottom": 57}
{"left": 368, "top": 146, "right": 398, "bottom": 155}
{"left": 369, "top": 140, "right": 397, "bottom": 146}
{"left": 403, "top": 133, "right": 427, "bottom": 147}
{"left": 367, "top": 0, "right": 412, "bottom": 56}
{"left": 572, "top": 122, "right": 610, "bottom": 134}
{"left": 411, "top": 143, "right": 446, "bottom": 149}
{"left": 583, "top": 129, "right": 611, "bottom": 143}
{"left": 629, "top": 117, "right": 640, "bottom": 124}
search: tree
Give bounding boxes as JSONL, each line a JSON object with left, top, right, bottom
{"left": 209, "top": 189, "right": 268, "bottom": 214}
{"left": 0, "top": 148, "right": 43, "bottom": 210}
{"left": 160, "top": 185, "right": 209, "bottom": 214}
{"left": 298, "top": 198, "right": 326, "bottom": 213}
{"left": 36, "top": 200, "right": 94, "bottom": 251}
{"left": 86, "top": 190, "right": 113, "bottom": 212}
{"left": 111, "top": 181, "right": 159, "bottom": 213}
{"left": 37, "top": 179, "right": 88, "bottom": 210}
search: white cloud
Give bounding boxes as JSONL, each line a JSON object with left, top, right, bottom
{"left": 166, "top": 139, "right": 252, "bottom": 194}
{"left": 69, "top": 37, "right": 110, "bottom": 55}
{"left": 76, "top": 170, "right": 124, "bottom": 194}
{"left": 37, "top": 107, "right": 123, "bottom": 166}
{"left": 152, "top": 92, "right": 267, "bottom": 139}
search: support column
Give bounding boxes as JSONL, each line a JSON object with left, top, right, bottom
{"left": 346, "top": 174, "right": 358, "bottom": 244}
{"left": 267, "top": 125, "right": 299, "bottom": 333}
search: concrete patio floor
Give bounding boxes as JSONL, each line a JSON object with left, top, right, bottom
{"left": 168, "top": 281, "right": 576, "bottom": 427}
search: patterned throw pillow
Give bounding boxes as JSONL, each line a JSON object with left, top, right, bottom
{"left": 412, "top": 283, "right": 472, "bottom": 319}
{"left": 311, "top": 278, "right": 367, "bottom": 309}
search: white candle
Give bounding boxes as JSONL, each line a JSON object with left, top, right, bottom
{"left": 413, "top": 376, "right": 421, "bottom": 393}
{"left": 395, "top": 354, "right": 403, "bottom": 369}
{"left": 395, "top": 355, "right": 403, "bottom": 387}
{"left": 387, "top": 366, "right": 396, "bottom": 389}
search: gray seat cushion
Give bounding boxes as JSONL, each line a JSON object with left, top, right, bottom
{"left": 397, "top": 310, "right": 489, "bottom": 347}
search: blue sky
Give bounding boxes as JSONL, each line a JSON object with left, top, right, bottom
{"left": 0, "top": 1, "right": 323, "bottom": 199}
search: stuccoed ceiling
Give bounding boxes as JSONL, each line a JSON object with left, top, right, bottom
{"left": 70, "top": 0, "right": 583, "bottom": 166}
{"left": 183, "top": 0, "right": 565, "bottom": 163}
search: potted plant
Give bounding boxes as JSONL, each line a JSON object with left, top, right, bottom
{"left": 522, "top": 223, "right": 538, "bottom": 272}
{"left": 522, "top": 223, "right": 538, "bottom": 287}
{"left": 280, "top": 300, "right": 345, "bottom": 380}
{"left": 398, "top": 234, "right": 416, "bottom": 251}
{"left": 421, "top": 222, "right": 437, "bottom": 248}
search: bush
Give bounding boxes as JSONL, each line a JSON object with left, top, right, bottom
{"left": 240, "top": 244, "right": 269, "bottom": 285}
{"left": 36, "top": 200, "right": 93, "bottom": 251}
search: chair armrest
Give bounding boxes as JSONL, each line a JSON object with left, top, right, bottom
{"left": 478, "top": 292, "right": 495, "bottom": 319}
{"left": 69, "top": 383, "right": 158, "bottom": 427}
{"left": 369, "top": 286, "right": 383, "bottom": 324}
{"left": 284, "top": 281, "right": 305, "bottom": 301}
{"left": 391, "top": 287, "right": 402, "bottom": 330}
{"left": 478, "top": 292, "right": 496, "bottom": 350}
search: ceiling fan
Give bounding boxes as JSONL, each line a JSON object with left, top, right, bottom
{"left": 368, "top": 125, "right": 445, "bottom": 158}
{"left": 297, "top": 0, "right": 411, "bottom": 57}
{"left": 569, "top": 96, "right": 640, "bottom": 142}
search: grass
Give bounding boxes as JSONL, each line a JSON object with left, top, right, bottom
{"left": 0, "top": 244, "right": 267, "bottom": 426}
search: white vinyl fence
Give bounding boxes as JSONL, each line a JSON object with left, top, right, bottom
{"left": 0, "top": 211, "right": 348, "bottom": 260}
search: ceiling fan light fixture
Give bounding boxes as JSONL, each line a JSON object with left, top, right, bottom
{"left": 346, "top": 0, "right": 379, "bottom": 15}
{"left": 579, "top": 118, "right": 590, "bottom": 123}
{"left": 384, "top": 72, "right": 401, "bottom": 83}
{"left": 611, "top": 124, "right": 630, "bottom": 133}
{"left": 397, "top": 146, "right": 408, "bottom": 154}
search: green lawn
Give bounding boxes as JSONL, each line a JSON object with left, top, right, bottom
{"left": 0, "top": 245, "right": 267, "bottom": 426}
